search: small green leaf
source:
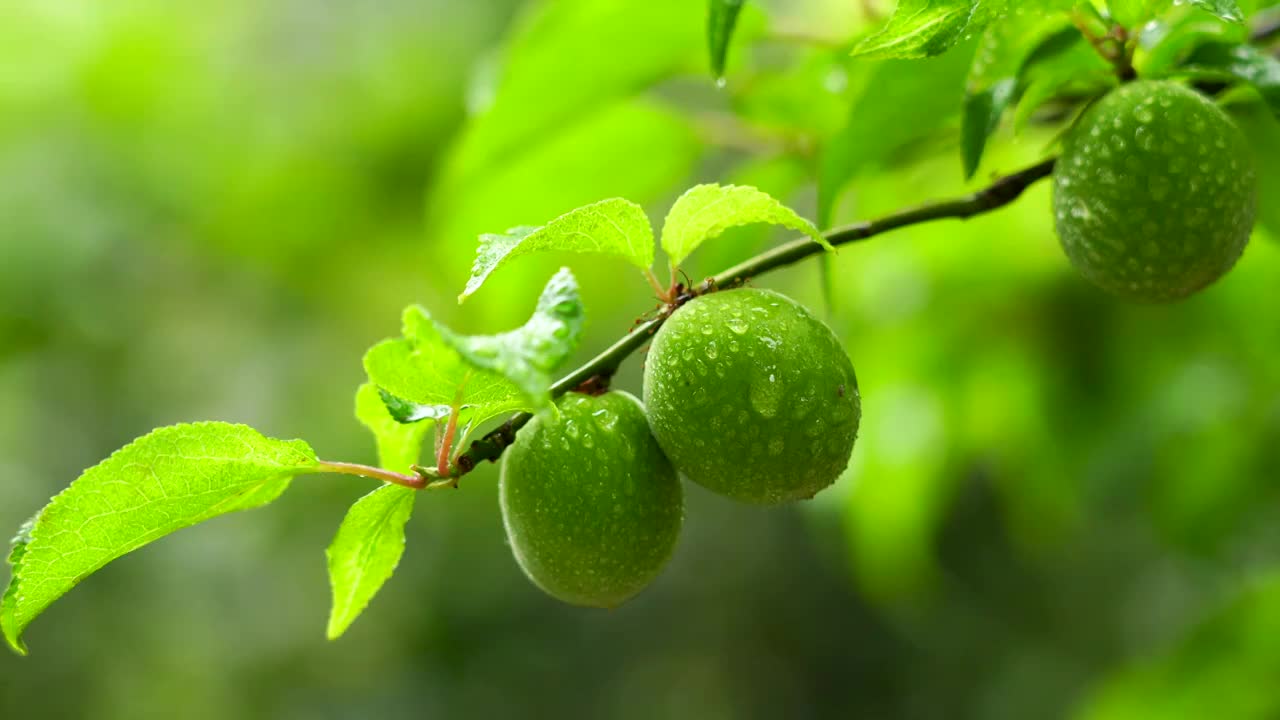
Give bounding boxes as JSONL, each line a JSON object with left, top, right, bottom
{"left": 961, "top": 9, "right": 1074, "bottom": 178}
{"left": 459, "top": 199, "right": 653, "bottom": 302}
{"left": 1179, "top": 42, "right": 1280, "bottom": 115}
{"left": 377, "top": 388, "right": 452, "bottom": 425}
{"left": 708, "top": 0, "right": 747, "bottom": 79}
{"left": 962, "top": 78, "right": 1018, "bottom": 178}
{"left": 2, "top": 422, "right": 317, "bottom": 654}
{"left": 366, "top": 269, "right": 585, "bottom": 429}
{"left": 853, "top": 0, "right": 975, "bottom": 59}
{"left": 1010, "top": 31, "right": 1116, "bottom": 133}
{"left": 325, "top": 484, "right": 416, "bottom": 640}
{"left": 853, "top": 0, "right": 1012, "bottom": 60}
{"left": 1186, "top": 0, "right": 1244, "bottom": 22}
{"left": 441, "top": 267, "right": 585, "bottom": 407}
{"left": 661, "top": 184, "right": 830, "bottom": 268}
{"left": 355, "top": 384, "right": 434, "bottom": 474}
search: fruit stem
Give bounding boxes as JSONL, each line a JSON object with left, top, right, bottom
{"left": 444, "top": 157, "right": 1058, "bottom": 481}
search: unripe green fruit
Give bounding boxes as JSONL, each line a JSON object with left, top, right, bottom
{"left": 499, "top": 391, "right": 682, "bottom": 608}
{"left": 1053, "top": 80, "right": 1257, "bottom": 302}
{"left": 643, "top": 288, "right": 861, "bottom": 504}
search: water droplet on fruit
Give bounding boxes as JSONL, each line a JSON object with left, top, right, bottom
{"left": 749, "top": 377, "right": 782, "bottom": 418}
{"left": 768, "top": 437, "right": 784, "bottom": 456}
{"left": 592, "top": 408, "right": 617, "bottom": 431}
{"left": 727, "top": 317, "right": 749, "bottom": 334}
{"left": 1134, "top": 106, "right": 1154, "bottom": 124}
{"left": 705, "top": 340, "right": 718, "bottom": 359}
{"left": 564, "top": 420, "right": 580, "bottom": 439}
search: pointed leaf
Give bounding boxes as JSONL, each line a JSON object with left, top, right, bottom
{"left": 852, "top": 0, "right": 1015, "bottom": 60}
{"left": 459, "top": 199, "right": 653, "bottom": 301}
{"left": 355, "top": 384, "right": 434, "bottom": 474}
{"left": 661, "top": 184, "right": 830, "bottom": 267}
{"left": 708, "top": 0, "right": 747, "bottom": 79}
{"left": 3, "top": 422, "right": 317, "bottom": 654}
{"left": 366, "top": 269, "right": 585, "bottom": 429}
{"left": 325, "top": 484, "right": 416, "bottom": 640}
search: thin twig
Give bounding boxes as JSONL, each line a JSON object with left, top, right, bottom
{"left": 450, "top": 157, "right": 1058, "bottom": 477}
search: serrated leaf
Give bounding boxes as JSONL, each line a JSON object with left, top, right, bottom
{"left": 660, "top": 184, "right": 830, "bottom": 268}
{"left": 961, "top": 9, "right": 1074, "bottom": 177}
{"left": 460, "top": 199, "right": 652, "bottom": 302}
{"left": 355, "top": 384, "right": 434, "bottom": 474}
{"left": 325, "top": 484, "right": 415, "bottom": 640}
{"left": 1179, "top": 41, "right": 1280, "bottom": 114}
{"left": 366, "top": 269, "right": 584, "bottom": 430}
{"left": 708, "top": 0, "right": 747, "bottom": 79}
{"left": 853, "top": 0, "right": 1012, "bottom": 60}
{"left": 2, "top": 422, "right": 317, "bottom": 654}
{"left": 442, "top": 267, "right": 585, "bottom": 406}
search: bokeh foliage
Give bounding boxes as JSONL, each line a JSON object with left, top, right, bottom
{"left": 2, "top": 0, "right": 1279, "bottom": 717}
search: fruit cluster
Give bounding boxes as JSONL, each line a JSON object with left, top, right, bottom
{"left": 500, "top": 289, "right": 862, "bottom": 607}
{"left": 499, "top": 79, "right": 1261, "bottom": 607}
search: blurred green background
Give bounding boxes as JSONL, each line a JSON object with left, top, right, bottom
{"left": 3, "top": 1, "right": 1280, "bottom": 718}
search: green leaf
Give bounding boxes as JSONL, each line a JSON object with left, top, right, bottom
{"left": 2, "top": 422, "right": 317, "bottom": 654}
{"left": 853, "top": 0, "right": 1010, "bottom": 60}
{"left": 1138, "top": 10, "right": 1245, "bottom": 78}
{"left": 441, "top": 267, "right": 585, "bottom": 406}
{"left": 660, "top": 184, "right": 830, "bottom": 268}
{"left": 961, "top": 78, "right": 1018, "bottom": 178}
{"left": 708, "top": 0, "right": 747, "bottom": 79}
{"left": 1186, "top": 0, "right": 1245, "bottom": 22}
{"left": 1010, "top": 31, "right": 1116, "bottom": 133}
{"left": 355, "top": 384, "right": 433, "bottom": 474}
{"left": 377, "top": 388, "right": 452, "bottom": 425}
{"left": 459, "top": 198, "right": 653, "bottom": 302}
{"left": 325, "top": 484, "right": 416, "bottom": 640}
{"left": 819, "top": 46, "right": 974, "bottom": 226}
{"left": 1179, "top": 41, "right": 1280, "bottom": 114}
{"left": 365, "top": 269, "right": 584, "bottom": 429}
{"left": 961, "top": 9, "right": 1074, "bottom": 178}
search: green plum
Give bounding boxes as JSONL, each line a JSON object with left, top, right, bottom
{"left": 500, "top": 391, "right": 682, "bottom": 608}
{"left": 643, "top": 288, "right": 861, "bottom": 504}
{"left": 1053, "top": 80, "right": 1257, "bottom": 302}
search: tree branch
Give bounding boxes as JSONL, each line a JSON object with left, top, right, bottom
{"left": 451, "top": 156, "right": 1057, "bottom": 477}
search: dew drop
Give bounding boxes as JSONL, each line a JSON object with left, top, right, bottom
{"left": 705, "top": 340, "right": 718, "bottom": 359}
{"left": 727, "top": 317, "right": 749, "bottom": 334}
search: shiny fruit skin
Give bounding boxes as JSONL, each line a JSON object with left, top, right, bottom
{"left": 499, "top": 391, "right": 682, "bottom": 608}
{"left": 643, "top": 288, "right": 861, "bottom": 504}
{"left": 1053, "top": 80, "right": 1257, "bottom": 302}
